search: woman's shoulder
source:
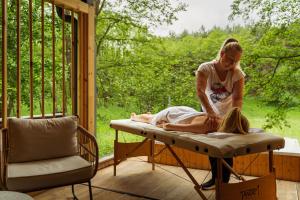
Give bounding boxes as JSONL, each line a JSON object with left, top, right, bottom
{"left": 196, "top": 60, "right": 215, "bottom": 74}
{"left": 231, "top": 67, "right": 246, "bottom": 82}
{"left": 198, "top": 60, "right": 215, "bottom": 68}
{"left": 232, "top": 67, "right": 246, "bottom": 76}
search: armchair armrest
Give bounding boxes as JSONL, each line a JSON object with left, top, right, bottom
{"left": 77, "top": 125, "right": 99, "bottom": 177}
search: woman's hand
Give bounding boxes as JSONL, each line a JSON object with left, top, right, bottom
{"left": 156, "top": 120, "right": 168, "bottom": 128}
{"left": 205, "top": 113, "right": 221, "bottom": 130}
{"left": 162, "top": 123, "right": 171, "bottom": 130}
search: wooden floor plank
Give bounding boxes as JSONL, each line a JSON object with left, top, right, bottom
{"left": 276, "top": 180, "right": 298, "bottom": 200}
{"left": 297, "top": 182, "right": 300, "bottom": 200}
{"left": 32, "top": 157, "right": 300, "bottom": 200}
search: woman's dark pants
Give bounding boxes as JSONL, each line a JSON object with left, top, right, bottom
{"left": 209, "top": 157, "right": 233, "bottom": 183}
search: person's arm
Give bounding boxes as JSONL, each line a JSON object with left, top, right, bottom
{"left": 163, "top": 123, "right": 208, "bottom": 134}
{"left": 196, "top": 71, "right": 215, "bottom": 115}
{"left": 232, "top": 77, "right": 244, "bottom": 109}
{"left": 196, "top": 71, "right": 221, "bottom": 130}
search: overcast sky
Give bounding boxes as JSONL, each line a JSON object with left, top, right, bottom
{"left": 152, "top": 0, "right": 243, "bottom": 36}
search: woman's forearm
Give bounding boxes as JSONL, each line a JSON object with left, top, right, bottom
{"left": 164, "top": 123, "right": 208, "bottom": 134}
{"left": 232, "top": 98, "right": 243, "bottom": 109}
{"left": 198, "top": 92, "right": 215, "bottom": 114}
{"left": 196, "top": 71, "right": 215, "bottom": 114}
{"left": 232, "top": 78, "right": 244, "bottom": 109}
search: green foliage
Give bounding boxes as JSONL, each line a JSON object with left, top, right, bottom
{"left": 230, "top": 0, "right": 300, "bottom": 26}
{"left": 1, "top": 0, "right": 72, "bottom": 116}
{"left": 96, "top": 17, "right": 300, "bottom": 130}
{"left": 96, "top": 0, "right": 187, "bottom": 27}
{"left": 230, "top": 0, "right": 300, "bottom": 129}
{"left": 96, "top": 104, "right": 143, "bottom": 157}
{"left": 264, "top": 109, "right": 290, "bottom": 130}
{"left": 98, "top": 99, "right": 300, "bottom": 157}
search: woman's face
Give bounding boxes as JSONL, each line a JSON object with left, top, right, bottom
{"left": 220, "top": 50, "right": 242, "bottom": 70}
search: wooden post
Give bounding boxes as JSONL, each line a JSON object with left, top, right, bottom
{"left": 87, "top": 5, "right": 95, "bottom": 133}
{"left": 62, "top": 8, "right": 66, "bottom": 116}
{"left": 78, "top": 13, "right": 88, "bottom": 128}
{"left": 2, "top": 0, "right": 7, "bottom": 128}
{"left": 16, "top": 0, "right": 21, "bottom": 118}
{"left": 78, "top": 13, "right": 82, "bottom": 125}
{"left": 29, "top": 0, "right": 33, "bottom": 118}
{"left": 71, "top": 11, "right": 75, "bottom": 115}
{"left": 52, "top": 0, "right": 56, "bottom": 117}
{"left": 41, "top": 0, "right": 45, "bottom": 117}
{"left": 75, "top": 5, "right": 95, "bottom": 132}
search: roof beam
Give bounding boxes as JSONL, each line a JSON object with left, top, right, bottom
{"left": 46, "top": 0, "right": 90, "bottom": 13}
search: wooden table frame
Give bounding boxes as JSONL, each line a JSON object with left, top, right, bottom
{"left": 113, "top": 129, "right": 277, "bottom": 200}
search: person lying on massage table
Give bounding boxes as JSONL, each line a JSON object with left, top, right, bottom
{"left": 131, "top": 106, "right": 249, "bottom": 135}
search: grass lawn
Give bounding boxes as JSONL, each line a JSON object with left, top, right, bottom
{"left": 243, "top": 98, "right": 300, "bottom": 140}
{"left": 96, "top": 105, "right": 144, "bottom": 157}
{"left": 96, "top": 98, "right": 300, "bottom": 157}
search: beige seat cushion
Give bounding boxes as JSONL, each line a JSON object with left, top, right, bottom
{"left": 7, "top": 156, "right": 93, "bottom": 192}
{"left": 8, "top": 117, "right": 78, "bottom": 163}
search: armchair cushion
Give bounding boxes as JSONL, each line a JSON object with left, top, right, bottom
{"left": 7, "top": 155, "right": 93, "bottom": 192}
{"left": 7, "top": 117, "right": 78, "bottom": 163}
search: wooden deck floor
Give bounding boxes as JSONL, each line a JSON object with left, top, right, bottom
{"left": 32, "top": 157, "right": 300, "bottom": 200}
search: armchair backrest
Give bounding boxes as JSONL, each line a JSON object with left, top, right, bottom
{"left": 7, "top": 116, "right": 78, "bottom": 163}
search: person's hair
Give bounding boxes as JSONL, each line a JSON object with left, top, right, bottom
{"left": 218, "top": 107, "right": 249, "bottom": 134}
{"left": 215, "top": 38, "right": 243, "bottom": 69}
{"left": 216, "top": 38, "right": 243, "bottom": 57}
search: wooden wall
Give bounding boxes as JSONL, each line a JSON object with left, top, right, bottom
{"left": 77, "top": 5, "right": 96, "bottom": 133}
{"left": 154, "top": 144, "right": 300, "bottom": 182}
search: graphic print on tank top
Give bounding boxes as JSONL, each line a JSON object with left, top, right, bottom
{"left": 210, "top": 82, "right": 231, "bottom": 103}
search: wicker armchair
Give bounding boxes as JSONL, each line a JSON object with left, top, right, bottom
{"left": 0, "top": 116, "right": 98, "bottom": 200}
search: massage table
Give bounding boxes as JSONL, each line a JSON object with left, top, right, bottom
{"left": 110, "top": 119, "right": 285, "bottom": 200}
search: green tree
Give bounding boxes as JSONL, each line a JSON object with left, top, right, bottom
{"left": 230, "top": 0, "right": 300, "bottom": 129}
{"left": 94, "top": 0, "right": 187, "bottom": 111}
{"left": 0, "top": 0, "right": 70, "bottom": 117}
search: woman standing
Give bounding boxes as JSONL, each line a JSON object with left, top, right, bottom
{"left": 196, "top": 38, "right": 245, "bottom": 190}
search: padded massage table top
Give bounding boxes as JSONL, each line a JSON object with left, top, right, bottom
{"left": 110, "top": 119, "right": 285, "bottom": 158}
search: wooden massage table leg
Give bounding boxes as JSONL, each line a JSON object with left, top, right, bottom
{"left": 114, "top": 130, "right": 119, "bottom": 176}
{"left": 269, "top": 150, "right": 274, "bottom": 172}
{"left": 147, "top": 139, "right": 155, "bottom": 170}
{"left": 151, "top": 139, "right": 155, "bottom": 170}
{"left": 113, "top": 129, "right": 152, "bottom": 176}
{"left": 221, "top": 159, "right": 246, "bottom": 182}
{"left": 216, "top": 151, "right": 276, "bottom": 200}
{"left": 269, "top": 150, "right": 277, "bottom": 199}
{"left": 220, "top": 150, "right": 275, "bottom": 183}
{"left": 165, "top": 144, "right": 208, "bottom": 200}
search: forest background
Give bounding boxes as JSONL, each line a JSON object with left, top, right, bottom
{"left": 1, "top": 0, "right": 299, "bottom": 157}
